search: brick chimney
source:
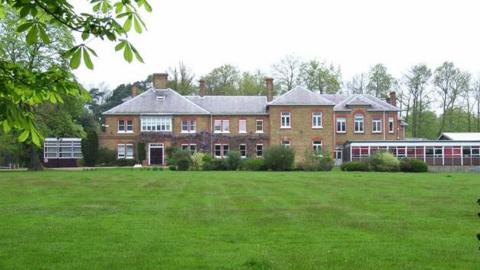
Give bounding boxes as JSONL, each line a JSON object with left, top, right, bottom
{"left": 153, "top": 73, "right": 168, "bottom": 89}
{"left": 265, "top": 77, "right": 273, "bottom": 102}
{"left": 199, "top": 79, "right": 206, "bottom": 97}
{"left": 389, "top": 91, "right": 397, "bottom": 107}
{"left": 131, "top": 83, "right": 138, "bottom": 97}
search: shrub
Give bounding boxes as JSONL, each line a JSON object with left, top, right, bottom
{"left": 226, "top": 151, "right": 242, "bottom": 170}
{"left": 136, "top": 142, "right": 146, "bottom": 163}
{"left": 191, "top": 152, "right": 205, "bottom": 170}
{"left": 81, "top": 130, "right": 99, "bottom": 166}
{"left": 341, "top": 161, "right": 369, "bottom": 171}
{"left": 400, "top": 158, "right": 428, "bottom": 172}
{"left": 96, "top": 147, "right": 116, "bottom": 166}
{"left": 172, "top": 150, "right": 192, "bottom": 171}
{"left": 368, "top": 151, "right": 400, "bottom": 172}
{"left": 243, "top": 158, "right": 266, "bottom": 171}
{"left": 204, "top": 158, "right": 228, "bottom": 171}
{"left": 201, "top": 154, "right": 215, "bottom": 170}
{"left": 165, "top": 146, "right": 179, "bottom": 165}
{"left": 168, "top": 165, "right": 177, "bottom": 171}
{"left": 115, "top": 159, "right": 136, "bottom": 167}
{"left": 302, "top": 149, "right": 334, "bottom": 171}
{"left": 263, "top": 145, "right": 295, "bottom": 171}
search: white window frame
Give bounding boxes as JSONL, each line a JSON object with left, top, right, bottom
{"left": 312, "top": 140, "right": 322, "bottom": 153}
{"left": 126, "top": 144, "right": 134, "bottom": 159}
{"left": 181, "top": 120, "right": 196, "bottom": 133}
{"left": 214, "top": 144, "right": 229, "bottom": 158}
{"left": 372, "top": 118, "right": 382, "bottom": 133}
{"left": 239, "top": 144, "right": 247, "bottom": 158}
{"left": 336, "top": 117, "right": 346, "bottom": 133}
{"left": 388, "top": 117, "right": 395, "bottom": 133}
{"left": 312, "top": 112, "right": 323, "bottom": 128}
{"left": 126, "top": 120, "right": 133, "bottom": 133}
{"left": 117, "top": 144, "right": 126, "bottom": 159}
{"left": 281, "top": 140, "right": 291, "bottom": 148}
{"left": 256, "top": 144, "right": 263, "bottom": 157}
{"left": 43, "top": 138, "right": 82, "bottom": 159}
{"left": 214, "top": 119, "right": 230, "bottom": 133}
{"left": 255, "top": 119, "right": 264, "bottom": 133}
{"left": 239, "top": 119, "right": 247, "bottom": 134}
{"left": 118, "top": 120, "right": 126, "bottom": 133}
{"left": 281, "top": 112, "right": 291, "bottom": 128}
{"left": 354, "top": 114, "right": 364, "bottom": 133}
{"left": 140, "top": 116, "right": 172, "bottom": 132}
{"left": 181, "top": 144, "right": 197, "bottom": 153}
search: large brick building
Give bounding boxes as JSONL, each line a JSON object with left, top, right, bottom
{"left": 99, "top": 73, "right": 405, "bottom": 165}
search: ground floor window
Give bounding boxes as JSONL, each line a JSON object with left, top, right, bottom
{"left": 281, "top": 140, "right": 290, "bottom": 148}
{"left": 181, "top": 144, "right": 197, "bottom": 153}
{"left": 239, "top": 144, "right": 247, "bottom": 158}
{"left": 312, "top": 140, "right": 322, "bottom": 153}
{"left": 117, "top": 144, "right": 133, "bottom": 159}
{"left": 214, "top": 144, "right": 229, "bottom": 158}
{"left": 256, "top": 144, "right": 263, "bottom": 157}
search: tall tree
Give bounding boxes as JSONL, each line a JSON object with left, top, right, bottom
{"left": 403, "top": 64, "right": 432, "bottom": 137}
{"left": 238, "top": 71, "right": 267, "bottom": 96}
{"left": 299, "top": 60, "right": 341, "bottom": 93}
{"left": 367, "top": 64, "right": 393, "bottom": 98}
{"left": 472, "top": 78, "right": 480, "bottom": 131}
{"left": 272, "top": 54, "right": 302, "bottom": 93}
{"left": 202, "top": 64, "right": 240, "bottom": 95}
{"left": 347, "top": 73, "right": 368, "bottom": 94}
{"left": 168, "top": 62, "right": 195, "bottom": 95}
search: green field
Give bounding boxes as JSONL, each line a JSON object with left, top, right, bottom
{"left": 0, "top": 169, "right": 478, "bottom": 269}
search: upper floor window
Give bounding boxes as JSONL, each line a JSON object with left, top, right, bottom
{"left": 312, "top": 140, "right": 322, "bottom": 153}
{"left": 354, "top": 114, "right": 364, "bottom": 133}
{"left": 336, "top": 117, "right": 346, "bottom": 133}
{"left": 372, "top": 118, "right": 382, "bottom": 133}
{"left": 239, "top": 144, "right": 247, "bottom": 158}
{"left": 117, "top": 144, "right": 133, "bottom": 159}
{"left": 141, "top": 116, "right": 172, "bottom": 132}
{"left": 388, "top": 117, "right": 395, "bottom": 133}
{"left": 118, "top": 120, "right": 133, "bottom": 133}
{"left": 312, "top": 112, "right": 323, "bottom": 128}
{"left": 256, "top": 119, "right": 264, "bottom": 133}
{"left": 239, "top": 119, "right": 247, "bottom": 133}
{"left": 281, "top": 112, "right": 291, "bottom": 128}
{"left": 214, "top": 119, "right": 229, "bottom": 133}
{"left": 181, "top": 120, "right": 196, "bottom": 133}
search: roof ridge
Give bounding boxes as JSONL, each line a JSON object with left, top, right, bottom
{"left": 103, "top": 88, "right": 154, "bottom": 114}
{"left": 168, "top": 89, "right": 211, "bottom": 114}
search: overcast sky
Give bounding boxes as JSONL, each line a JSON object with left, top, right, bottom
{"left": 74, "top": 0, "right": 480, "bottom": 90}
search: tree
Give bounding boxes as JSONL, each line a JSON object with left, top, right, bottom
{"left": 299, "top": 60, "right": 341, "bottom": 93}
{"left": 202, "top": 64, "right": 240, "bottom": 95}
{"left": 434, "top": 62, "right": 470, "bottom": 134}
{"left": 346, "top": 73, "right": 368, "bottom": 94}
{"left": 238, "top": 71, "right": 267, "bottom": 96}
{"left": 167, "top": 62, "right": 195, "bottom": 95}
{"left": 367, "top": 64, "right": 393, "bottom": 98}
{"left": 472, "top": 78, "right": 480, "bottom": 131}
{"left": 403, "top": 64, "right": 432, "bottom": 137}
{"left": 272, "top": 54, "right": 302, "bottom": 93}
{"left": 0, "top": 0, "right": 150, "bottom": 148}
{"left": 81, "top": 130, "right": 99, "bottom": 166}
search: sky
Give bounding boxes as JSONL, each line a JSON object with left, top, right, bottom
{"left": 74, "top": 0, "right": 480, "bottom": 90}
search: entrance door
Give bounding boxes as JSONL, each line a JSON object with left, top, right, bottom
{"left": 334, "top": 149, "right": 343, "bottom": 166}
{"left": 149, "top": 143, "right": 164, "bottom": 165}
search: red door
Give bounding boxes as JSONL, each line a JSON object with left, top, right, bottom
{"left": 150, "top": 147, "right": 163, "bottom": 165}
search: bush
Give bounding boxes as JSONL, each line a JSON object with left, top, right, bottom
{"left": 400, "top": 158, "right": 428, "bottom": 172}
{"left": 368, "top": 151, "right": 400, "bottom": 172}
{"left": 168, "top": 165, "right": 177, "bottom": 171}
{"left": 81, "top": 130, "right": 99, "bottom": 166}
{"left": 136, "top": 142, "right": 146, "bottom": 163}
{"left": 172, "top": 150, "right": 192, "bottom": 171}
{"left": 341, "top": 161, "right": 369, "bottom": 171}
{"left": 96, "top": 147, "right": 116, "bottom": 166}
{"left": 226, "top": 151, "right": 242, "bottom": 170}
{"left": 115, "top": 159, "right": 136, "bottom": 167}
{"left": 302, "top": 149, "right": 334, "bottom": 171}
{"left": 243, "top": 158, "right": 266, "bottom": 171}
{"left": 191, "top": 152, "right": 205, "bottom": 170}
{"left": 263, "top": 145, "right": 295, "bottom": 171}
{"left": 203, "top": 158, "right": 228, "bottom": 171}
{"left": 201, "top": 154, "right": 215, "bottom": 170}
{"left": 165, "top": 146, "right": 179, "bottom": 165}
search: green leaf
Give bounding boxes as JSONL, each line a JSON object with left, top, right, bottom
{"left": 123, "top": 44, "right": 133, "bottom": 63}
{"left": 81, "top": 31, "right": 89, "bottom": 41}
{"left": 70, "top": 48, "right": 82, "bottom": 69}
{"left": 38, "top": 25, "right": 50, "bottom": 43}
{"left": 85, "top": 46, "right": 98, "bottom": 57}
{"left": 2, "top": 121, "right": 10, "bottom": 133}
{"left": 17, "top": 22, "right": 32, "bottom": 33}
{"left": 19, "top": 6, "right": 30, "bottom": 17}
{"left": 18, "top": 130, "right": 29, "bottom": 143}
{"left": 133, "top": 16, "right": 142, "bottom": 33}
{"left": 83, "top": 48, "right": 94, "bottom": 69}
{"left": 31, "top": 129, "right": 41, "bottom": 146}
{"left": 115, "top": 40, "right": 126, "bottom": 51}
{"left": 123, "top": 15, "right": 132, "bottom": 32}
{"left": 143, "top": 1, "right": 152, "bottom": 12}
{"left": 131, "top": 45, "right": 144, "bottom": 63}
{"left": 26, "top": 25, "right": 38, "bottom": 45}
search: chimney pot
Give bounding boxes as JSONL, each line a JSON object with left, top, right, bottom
{"left": 265, "top": 77, "right": 273, "bottom": 102}
{"left": 389, "top": 91, "right": 397, "bottom": 107}
{"left": 199, "top": 79, "right": 206, "bottom": 97}
{"left": 153, "top": 73, "right": 168, "bottom": 89}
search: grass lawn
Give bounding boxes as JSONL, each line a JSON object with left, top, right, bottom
{"left": 0, "top": 169, "right": 479, "bottom": 269}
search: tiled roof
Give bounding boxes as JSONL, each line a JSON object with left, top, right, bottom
{"left": 186, "top": 96, "right": 267, "bottom": 115}
{"left": 268, "top": 86, "right": 336, "bottom": 106}
{"left": 325, "top": 94, "right": 399, "bottom": 111}
{"left": 103, "top": 88, "right": 209, "bottom": 115}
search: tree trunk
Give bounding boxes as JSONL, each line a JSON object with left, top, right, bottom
{"left": 26, "top": 144, "right": 43, "bottom": 171}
